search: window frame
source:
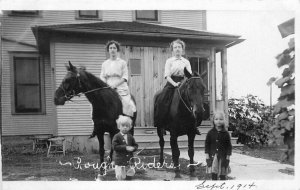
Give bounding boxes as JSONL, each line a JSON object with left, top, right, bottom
{"left": 10, "top": 53, "right": 46, "bottom": 115}
{"left": 76, "top": 10, "right": 102, "bottom": 20}
{"left": 8, "top": 10, "right": 41, "bottom": 17}
{"left": 188, "top": 56, "right": 210, "bottom": 95}
{"left": 133, "top": 10, "right": 161, "bottom": 23}
{"left": 129, "top": 58, "right": 142, "bottom": 76}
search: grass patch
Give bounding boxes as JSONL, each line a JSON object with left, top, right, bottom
{"left": 2, "top": 147, "right": 212, "bottom": 181}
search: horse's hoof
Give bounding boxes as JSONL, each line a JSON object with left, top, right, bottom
{"left": 190, "top": 171, "right": 196, "bottom": 178}
{"left": 190, "top": 176, "right": 198, "bottom": 181}
{"left": 95, "top": 174, "right": 104, "bottom": 181}
{"left": 174, "top": 167, "right": 181, "bottom": 179}
{"left": 174, "top": 173, "right": 182, "bottom": 179}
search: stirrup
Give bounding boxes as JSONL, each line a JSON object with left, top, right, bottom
{"left": 195, "top": 129, "right": 201, "bottom": 135}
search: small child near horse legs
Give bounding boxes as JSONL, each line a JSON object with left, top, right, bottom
{"left": 205, "top": 111, "right": 232, "bottom": 180}
{"left": 112, "top": 115, "right": 138, "bottom": 180}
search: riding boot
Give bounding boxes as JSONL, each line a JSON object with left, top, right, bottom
{"left": 194, "top": 126, "right": 201, "bottom": 135}
{"left": 89, "top": 130, "right": 96, "bottom": 139}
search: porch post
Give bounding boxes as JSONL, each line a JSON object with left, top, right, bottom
{"left": 221, "top": 48, "right": 229, "bottom": 127}
{"left": 210, "top": 47, "right": 216, "bottom": 118}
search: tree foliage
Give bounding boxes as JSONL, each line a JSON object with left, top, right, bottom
{"left": 268, "top": 30, "right": 295, "bottom": 163}
{"left": 228, "top": 95, "right": 272, "bottom": 148}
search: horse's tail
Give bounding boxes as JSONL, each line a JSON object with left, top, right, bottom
{"left": 153, "top": 89, "right": 163, "bottom": 128}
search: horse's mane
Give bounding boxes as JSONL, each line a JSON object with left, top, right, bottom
{"left": 78, "top": 68, "right": 109, "bottom": 89}
{"left": 77, "top": 68, "right": 122, "bottom": 120}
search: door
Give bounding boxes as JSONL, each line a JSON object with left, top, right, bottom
{"left": 120, "top": 46, "right": 170, "bottom": 127}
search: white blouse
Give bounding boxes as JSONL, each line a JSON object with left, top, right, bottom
{"left": 164, "top": 56, "right": 192, "bottom": 78}
{"left": 100, "top": 58, "right": 129, "bottom": 96}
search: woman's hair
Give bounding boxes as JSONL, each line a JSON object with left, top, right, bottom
{"left": 116, "top": 115, "right": 132, "bottom": 129}
{"left": 170, "top": 39, "right": 186, "bottom": 51}
{"left": 106, "top": 40, "right": 121, "bottom": 52}
{"left": 212, "top": 111, "right": 226, "bottom": 129}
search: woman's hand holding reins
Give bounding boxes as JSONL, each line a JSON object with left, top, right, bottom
{"left": 173, "top": 82, "right": 181, "bottom": 87}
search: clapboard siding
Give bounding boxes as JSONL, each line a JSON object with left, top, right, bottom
{"left": 1, "top": 11, "right": 99, "bottom": 45}
{"left": 161, "top": 10, "right": 206, "bottom": 31}
{"left": 103, "top": 10, "right": 133, "bottom": 21}
{"left": 54, "top": 42, "right": 106, "bottom": 136}
{"left": 1, "top": 41, "right": 54, "bottom": 136}
{"left": 1, "top": 10, "right": 206, "bottom": 46}
{"left": 1, "top": 10, "right": 208, "bottom": 136}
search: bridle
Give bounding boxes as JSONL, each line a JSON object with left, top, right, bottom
{"left": 58, "top": 72, "right": 110, "bottom": 101}
{"left": 177, "top": 77, "right": 205, "bottom": 114}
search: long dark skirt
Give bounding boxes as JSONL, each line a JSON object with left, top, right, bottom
{"left": 154, "top": 76, "right": 184, "bottom": 128}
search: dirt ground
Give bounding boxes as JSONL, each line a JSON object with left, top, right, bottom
{"left": 2, "top": 148, "right": 208, "bottom": 181}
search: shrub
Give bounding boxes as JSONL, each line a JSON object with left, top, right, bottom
{"left": 228, "top": 95, "right": 273, "bottom": 148}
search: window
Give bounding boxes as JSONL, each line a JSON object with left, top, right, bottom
{"left": 12, "top": 55, "right": 45, "bottom": 114}
{"left": 189, "top": 57, "right": 210, "bottom": 119}
{"left": 189, "top": 57, "right": 209, "bottom": 94}
{"left": 129, "top": 59, "right": 141, "bottom": 75}
{"left": 9, "top": 10, "right": 40, "bottom": 17}
{"left": 76, "top": 10, "right": 101, "bottom": 20}
{"left": 135, "top": 10, "right": 159, "bottom": 22}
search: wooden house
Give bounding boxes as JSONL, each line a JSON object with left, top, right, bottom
{"left": 1, "top": 10, "right": 243, "bottom": 152}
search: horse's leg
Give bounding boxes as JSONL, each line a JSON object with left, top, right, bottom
{"left": 97, "top": 132, "right": 105, "bottom": 177}
{"left": 157, "top": 128, "right": 165, "bottom": 166}
{"left": 170, "top": 132, "right": 181, "bottom": 178}
{"left": 129, "top": 111, "right": 137, "bottom": 136}
{"left": 108, "top": 131, "right": 116, "bottom": 164}
{"left": 188, "top": 133, "right": 196, "bottom": 178}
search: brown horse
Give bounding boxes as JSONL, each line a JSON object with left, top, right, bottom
{"left": 54, "top": 61, "right": 136, "bottom": 177}
{"left": 154, "top": 68, "right": 206, "bottom": 178}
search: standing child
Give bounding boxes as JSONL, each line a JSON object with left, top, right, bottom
{"left": 112, "top": 115, "right": 138, "bottom": 180}
{"left": 205, "top": 111, "right": 232, "bottom": 180}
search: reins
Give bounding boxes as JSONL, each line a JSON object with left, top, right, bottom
{"left": 177, "top": 77, "right": 202, "bottom": 113}
{"left": 177, "top": 88, "right": 192, "bottom": 113}
{"left": 60, "top": 73, "right": 111, "bottom": 101}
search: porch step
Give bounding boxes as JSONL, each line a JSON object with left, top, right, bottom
{"left": 137, "top": 144, "right": 244, "bottom": 152}
{"left": 133, "top": 125, "right": 243, "bottom": 151}
{"left": 136, "top": 137, "right": 239, "bottom": 149}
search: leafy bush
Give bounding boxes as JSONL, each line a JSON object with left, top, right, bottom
{"left": 228, "top": 95, "right": 273, "bottom": 148}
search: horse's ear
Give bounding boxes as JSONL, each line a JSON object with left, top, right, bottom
{"left": 184, "top": 67, "right": 192, "bottom": 78}
{"left": 201, "top": 71, "right": 207, "bottom": 79}
{"left": 67, "top": 61, "right": 77, "bottom": 72}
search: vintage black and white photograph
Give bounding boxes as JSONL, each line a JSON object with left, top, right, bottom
{"left": 0, "top": 1, "right": 297, "bottom": 189}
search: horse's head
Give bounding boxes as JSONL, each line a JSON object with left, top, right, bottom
{"left": 54, "top": 61, "right": 84, "bottom": 105}
{"left": 181, "top": 67, "right": 207, "bottom": 126}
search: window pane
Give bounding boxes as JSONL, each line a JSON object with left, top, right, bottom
{"left": 78, "top": 10, "right": 98, "bottom": 18}
{"left": 15, "top": 57, "right": 39, "bottom": 84}
{"left": 129, "top": 59, "right": 141, "bottom": 75}
{"left": 11, "top": 10, "right": 39, "bottom": 16}
{"left": 14, "top": 56, "right": 42, "bottom": 113}
{"left": 189, "top": 57, "right": 199, "bottom": 73}
{"left": 136, "top": 10, "right": 157, "bottom": 21}
{"left": 16, "top": 85, "right": 41, "bottom": 112}
{"left": 189, "top": 57, "right": 209, "bottom": 94}
{"left": 199, "top": 58, "right": 209, "bottom": 94}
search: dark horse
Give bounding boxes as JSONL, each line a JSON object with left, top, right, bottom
{"left": 154, "top": 68, "right": 206, "bottom": 178}
{"left": 54, "top": 62, "right": 136, "bottom": 177}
